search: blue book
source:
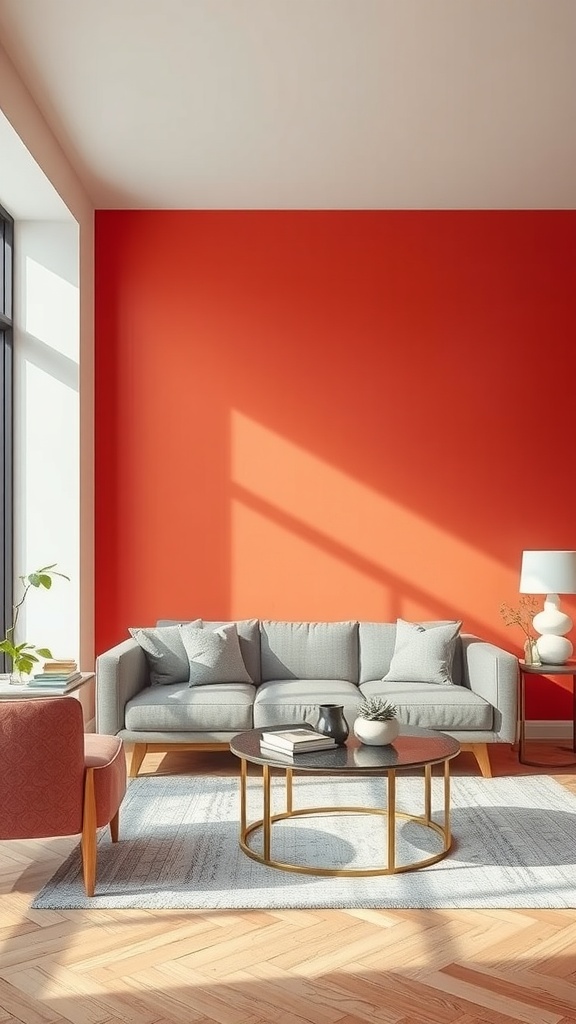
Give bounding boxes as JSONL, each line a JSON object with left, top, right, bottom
{"left": 30, "top": 671, "right": 82, "bottom": 686}
{"left": 33, "top": 670, "right": 80, "bottom": 679}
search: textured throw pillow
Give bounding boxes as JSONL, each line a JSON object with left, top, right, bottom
{"left": 128, "top": 620, "right": 202, "bottom": 686}
{"left": 180, "top": 622, "right": 253, "bottom": 686}
{"left": 383, "top": 618, "right": 462, "bottom": 685}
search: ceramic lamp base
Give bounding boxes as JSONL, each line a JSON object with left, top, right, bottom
{"left": 533, "top": 594, "right": 574, "bottom": 665}
{"left": 536, "top": 634, "right": 573, "bottom": 664}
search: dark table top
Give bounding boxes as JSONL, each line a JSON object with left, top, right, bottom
{"left": 519, "top": 661, "right": 576, "bottom": 675}
{"left": 230, "top": 725, "right": 460, "bottom": 774}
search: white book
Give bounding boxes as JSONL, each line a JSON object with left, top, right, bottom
{"left": 260, "top": 727, "right": 336, "bottom": 750}
{"left": 260, "top": 737, "right": 336, "bottom": 754}
{"left": 260, "top": 742, "right": 335, "bottom": 760}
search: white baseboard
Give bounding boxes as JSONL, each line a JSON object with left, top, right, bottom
{"left": 525, "top": 720, "right": 573, "bottom": 740}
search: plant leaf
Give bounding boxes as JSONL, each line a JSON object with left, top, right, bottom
{"left": 37, "top": 563, "right": 57, "bottom": 572}
{"left": 27, "top": 573, "right": 42, "bottom": 587}
{"left": 36, "top": 648, "right": 53, "bottom": 658}
{"left": 38, "top": 575, "right": 53, "bottom": 589}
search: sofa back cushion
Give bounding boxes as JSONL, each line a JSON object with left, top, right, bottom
{"left": 157, "top": 618, "right": 261, "bottom": 683}
{"left": 359, "top": 621, "right": 463, "bottom": 685}
{"left": 203, "top": 619, "right": 261, "bottom": 684}
{"left": 180, "top": 623, "right": 254, "bottom": 686}
{"left": 383, "top": 618, "right": 462, "bottom": 685}
{"left": 358, "top": 623, "right": 396, "bottom": 684}
{"left": 129, "top": 620, "right": 202, "bottom": 686}
{"left": 260, "top": 620, "right": 359, "bottom": 683}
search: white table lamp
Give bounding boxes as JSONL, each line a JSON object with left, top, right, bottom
{"left": 519, "top": 550, "right": 576, "bottom": 664}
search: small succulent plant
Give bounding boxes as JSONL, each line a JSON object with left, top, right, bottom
{"left": 357, "top": 696, "right": 398, "bottom": 721}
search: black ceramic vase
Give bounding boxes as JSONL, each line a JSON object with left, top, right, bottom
{"left": 316, "top": 704, "right": 349, "bottom": 746}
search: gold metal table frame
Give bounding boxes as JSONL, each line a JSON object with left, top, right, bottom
{"left": 238, "top": 755, "right": 455, "bottom": 877}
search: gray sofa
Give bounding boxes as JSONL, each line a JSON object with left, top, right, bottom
{"left": 96, "top": 618, "right": 518, "bottom": 778}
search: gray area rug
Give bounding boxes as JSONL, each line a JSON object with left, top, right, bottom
{"left": 32, "top": 773, "right": 576, "bottom": 910}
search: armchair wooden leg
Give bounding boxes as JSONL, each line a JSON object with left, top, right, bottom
{"left": 81, "top": 767, "right": 97, "bottom": 897}
{"left": 109, "top": 810, "right": 120, "bottom": 843}
{"left": 129, "top": 743, "right": 148, "bottom": 778}
{"left": 461, "top": 742, "right": 492, "bottom": 778}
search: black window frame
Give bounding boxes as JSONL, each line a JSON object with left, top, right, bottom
{"left": 0, "top": 203, "right": 13, "bottom": 671}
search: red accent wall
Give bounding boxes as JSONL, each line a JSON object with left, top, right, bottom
{"left": 95, "top": 211, "right": 576, "bottom": 718}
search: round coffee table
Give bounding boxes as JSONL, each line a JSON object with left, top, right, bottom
{"left": 229, "top": 726, "right": 460, "bottom": 877}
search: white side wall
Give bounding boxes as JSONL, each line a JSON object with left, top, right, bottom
{"left": 13, "top": 221, "right": 80, "bottom": 660}
{"left": 0, "top": 42, "right": 94, "bottom": 668}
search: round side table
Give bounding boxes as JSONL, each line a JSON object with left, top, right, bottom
{"left": 518, "top": 660, "right": 576, "bottom": 767}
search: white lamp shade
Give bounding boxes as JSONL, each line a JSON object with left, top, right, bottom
{"left": 519, "top": 550, "right": 576, "bottom": 595}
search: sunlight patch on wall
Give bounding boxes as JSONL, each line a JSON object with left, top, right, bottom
{"left": 231, "top": 410, "right": 514, "bottom": 631}
{"left": 25, "top": 254, "right": 79, "bottom": 360}
{"left": 231, "top": 500, "right": 385, "bottom": 620}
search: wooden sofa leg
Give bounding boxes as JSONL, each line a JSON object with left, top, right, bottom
{"left": 129, "top": 743, "right": 148, "bottom": 778}
{"left": 461, "top": 742, "right": 492, "bottom": 778}
{"left": 81, "top": 768, "right": 97, "bottom": 897}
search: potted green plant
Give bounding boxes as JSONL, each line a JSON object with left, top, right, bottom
{"left": 0, "top": 563, "right": 69, "bottom": 684}
{"left": 353, "top": 696, "right": 399, "bottom": 746}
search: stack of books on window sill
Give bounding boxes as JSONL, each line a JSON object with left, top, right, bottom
{"left": 29, "top": 660, "right": 81, "bottom": 691}
{"left": 260, "top": 727, "right": 336, "bottom": 759}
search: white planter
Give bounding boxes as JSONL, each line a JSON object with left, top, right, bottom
{"left": 353, "top": 717, "right": 399, "bottom": 746}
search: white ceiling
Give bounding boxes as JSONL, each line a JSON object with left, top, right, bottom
{"left": 1, "top": 0, "right": 575, "bottom": 210}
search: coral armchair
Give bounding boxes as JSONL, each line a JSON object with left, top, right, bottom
{"left": 0, "top": 696, "right": 126, "bottom": 896}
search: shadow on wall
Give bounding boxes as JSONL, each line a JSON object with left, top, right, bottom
{"left": 93, "top": 211, "right": 576, "bottom": 724}
{"left": 94, "top": 210, "right": 576, "bottom": 690}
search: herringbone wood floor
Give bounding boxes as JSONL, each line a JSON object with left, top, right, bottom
{"left": 1, "top": 743, "right": 576, "bottom": 1024}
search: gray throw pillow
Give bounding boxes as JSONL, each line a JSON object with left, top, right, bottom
{"left": 128, "top": 620, "right": 202, "bottom": 686}
{"left": 383, "top": 618, "right": 462, "bottom": 685}
{"left": 180, "top": 622, "right": 253, "bottom": 686}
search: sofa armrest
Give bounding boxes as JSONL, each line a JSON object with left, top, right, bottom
{"left": 461, "top": 634, "right": 518, "bottom": 743}
{"left": 96, "top": 639, "right": 149, "bottom": 735}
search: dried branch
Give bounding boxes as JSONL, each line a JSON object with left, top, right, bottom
{"left": 499, "top": 595, "right": 539, "bottom": 640}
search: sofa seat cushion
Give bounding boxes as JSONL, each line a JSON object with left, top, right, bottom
{"left": 125, "top": 682, "right": 256, "bottom": 733}
{"left": 253, "top": 679, "right": 361, "bottom": 728}
{"left": 359, "top": 680, "right": 492, "bottom": 732}
{"left": 260, "top": 621, "right": 359, "bottom": 683}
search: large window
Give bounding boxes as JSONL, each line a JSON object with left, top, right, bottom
{"left": 0, "top": 203, "right": 13, "bottom": 669}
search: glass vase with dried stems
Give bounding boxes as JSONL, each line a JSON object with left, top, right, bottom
{"left": 500, "top": 595, "right": 541, "bottom": 665}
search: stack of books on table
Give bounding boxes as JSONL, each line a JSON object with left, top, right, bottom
{"left": 30, "top": 660, "right": 81, "bottom": 691}
{"left": 260, "top": 727, "right": 337, "bottom": 759}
